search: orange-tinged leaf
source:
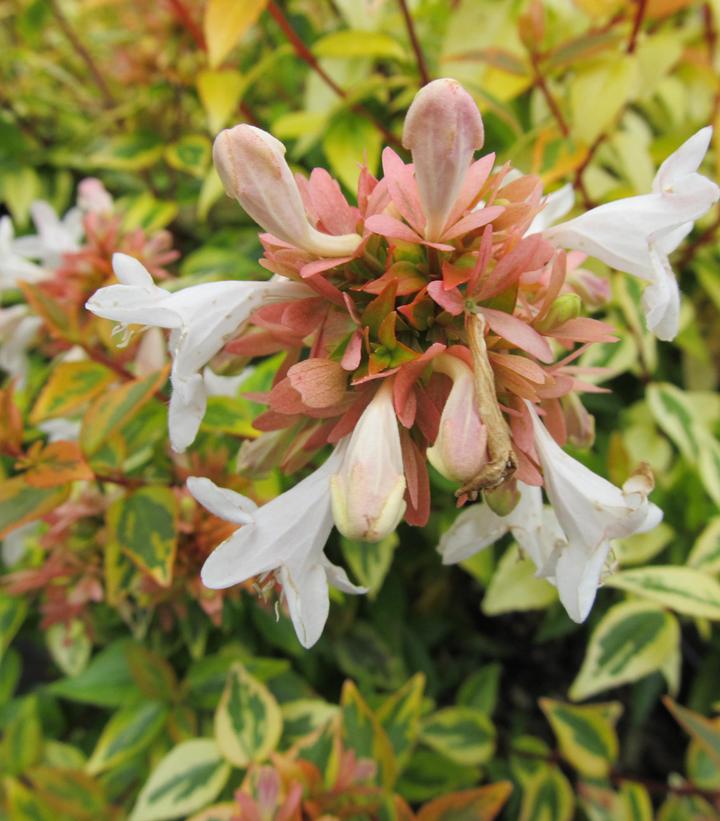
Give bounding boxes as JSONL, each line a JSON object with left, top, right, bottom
{"left": 417, "top": 782, "right": 513, "bottom": 820}
{"left": 204, "top": 0, "right": 268, "bottom": 69}
{"left": 19, "top": 282, "right": 80, "bottom": 342}
{"left": 80, "top": 366, "right": 168, "bottom": 456}
{"left": 0, "top": 383, "right": 23, "bottom": 453}
{"left": 30, "top": 361, "right": 117, "bottom": 423}
{"left": 0, "top": 475, "right": 70, "bottom": 539}
{"left": 22, "top": 442, "right": 94, "bottom": 488}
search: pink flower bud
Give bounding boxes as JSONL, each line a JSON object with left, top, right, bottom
{"left": 213, "top": 124, "right": 361, "bottom": 257}
{"left": 427, "top": 354, "right": 488, "bottom": 483}
{"left": 402, "top": 78, "right": 485, "bottom": 241}
{"left": 330, "top": 381, "right": 406, "bottom": 542}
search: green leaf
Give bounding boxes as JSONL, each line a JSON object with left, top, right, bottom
{"left": 130, "top": 738, "right": 231, "bottom": 821}
{"left": 323, "top": 111, "right": 382, "bottom": 192}
{"left": 340, "top": 679, "right": 397, "bottom": 788}
{"left": 213, "top": 663, "right": 283, "bottom": 767}
{"left": 377, "top": 673, "right": 426, "bottom": 770}
{"left": 616, "top": 523, "right": 674, "bottom": 566}
{"left": 201, "top": 396, "right": 259, "bottom": 437}
{"left": 108, "top": 487, "right": 178, "bottom": 587}
{"left": 457, "top": 664, "right": 502, "bottom": 715}
{"left": 0, "top": 476, "right": 70, "bottom": 539}
{"left": 335, "top": 622, "right": 406, "bottom": 690}
{"left": 604, "top": 566, "right": 720, "bottom": 620}
{"left": 340, "top": 532, "right": 398, "bottom": 596}
{"left": 519, "top": 766, "right": 575, "bottom": 821}
{"left": 120, "top": 193, "right": 179, "bottom": 232}
{"left": 416, "top": 782, "right": 513, "bottom": 821}
{"left": 0, "top": 594, "right": 28, "bottom": 661}
{"left": 196, "top": 69, "right": 247, "bottom": 133}
{"left": 569, "top": 601, "right": 680, "bottom": 701}
{"left": 30, "top": 361, "right": 116, "bottom": 423}
{"left": 664, "top": 697, "right": 720, "bottom": 768}
{"left": 2, "top": 695, "right": 43, "bottom": 775}
{"left": 48, "top": 640, "right": 141, "bottom": 707}
{"left": 313, "top": 30, "right": 406, "bottom": 60}
{"left": 420, "top": 707, "right": 496, "bottom": 766}
{"left": 397, "top": 748, "right": 481, "bottom": 803}
{"left": 0, "top": 647, "right": 21, "bottom": 706}
{"left": 80, "top": 368, "right": 168, "bottom": 457}
{"left": 482, "top": 544, "right": 557, "bottom": 615}
{"left": 3, "top": 776, "right": 55, "bottom": 821}
{"left": 87, "top": 700, "right": 169, "bottom": 775}
{"left": 688, "top": 517, "right": 720, "bottom": 573}
{"left": 539, "top": 698, "right": 622, "bottom": 778}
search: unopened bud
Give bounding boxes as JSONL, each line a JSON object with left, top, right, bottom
{"left": 213, "top": 124, "right": 362, "bottom": 257}
{"left": 535, "top": 293, "right": 582, "bottom": 332}
{"left": 484, "top": 478, "right": 520, "bottom": 516}
{"left": 403, "top": 78, "right": 484, "bottom": 241}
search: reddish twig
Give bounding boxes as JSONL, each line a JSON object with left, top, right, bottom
{"left": 573, "top": 134, "right": 605, "bottom": 210}
{"left": 266, "top": 1, "right": 403, "bottom": 151}
{"left": 48, "top": 0, "right": 115, "bottom": 107}
{"left": 530, "top": 51, "right": 569, "bottom": 138}
{"left": 397, "top": 0, "right": 431, "bottom": 86}
{"left": 167, "top": 0, "right": 206, "bottom": 51}
{"left": 627, "top": 0, "right": 648, "bottom": 53}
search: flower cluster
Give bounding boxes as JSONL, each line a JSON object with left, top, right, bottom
{"left": 86, "top": 79, "right": 719, "bottom": 647}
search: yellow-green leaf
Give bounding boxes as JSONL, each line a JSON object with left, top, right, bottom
{"left": 280, "top": 699, "right": 338, "bottom": 747}
{"left": 482, "top": 544, "right": 557, "bottom": 615}
{"left": 420, "top": 707, "right": 496, "bottom": 767}
{"left": 616, "top": 523, "right": 674, "bottom": 567}
{"left": 618, "top": 781, "right": 653, "bottom": 821}
{"left": 126, "top": 644, "right": 178, "bottom": 701}
{"left": 570, "top": 56, "right": 638, "bottom": 144}
{"left": 313, "top": 30, "right": 406, "bottom": 60}
{"left": 3, "top": 776, "right": 55, "bottom": 821}
{"left": 341, "top": 532, "right": 398, "bottom": 597}
{"left": 46, "top": 620, "right": 91, "bottom": 677}
{"left": 0, "top": 594, "right": 28, "bottom": 660}
{"left": 80, "top": 367, "right": 168, "bottom": 456}
{"left": 130, "top": 738, "right": 231, "bottom": 821}
{"left": 570, "top": 601, "right": 680, "bottom": 701}
{"left": 323, "top": 111, "right": 381, "bottom": 192}
{"left": 519, "top": 766, "right": 575, "bottom": 821}
{"left": 204, "top": 0, "right": 267, "bottom": 69}
{"left": 664, "top": 697, "right": 720, "bottom": 768}
{"left": 214, "top": 663, "right": 282, "bottom": 767}
{"left": 108, "top": 487, "right": 178, "bottom": 587}
{"left": 89, "top": 134, "right": 165, "bottom": 171}
{"left": 416, "top": 781, "right": 513, "bottom": 821}
{"left": 120, "top": 192, "right": 179, "bottom": 232}
{"left": 87, "top": 700, "right": 168, "bottom": 775}
{"left": 539, "top": 698, "right": 622, "bottom": 778}
{"left": 196, "top": 69, "right": 246, "bottom": 134}
{"left": 377, "top": 673, "right": 425, "bottom": 770}
{"left": 25, "top": 767, "right": 107, "bottom": 819}
{"left": 646, "top": 382, "right": 700, "bottom": 460}
{"left": 604, "top": 566, "right": 720, "bottom": 620}
{"left": 0, "top": 476, "right": 69, "bottom": 539}
{"left": 166, "top": 135, "right": 211, "bottom": 178}
{"left": 30, "top": 361, "right": 116, "bottom": 423}
{"left": 2, "top": 695, "right": 43, "bottom": 776}
{"left": 341, "top": 679, "right": 397, "bottom": 788}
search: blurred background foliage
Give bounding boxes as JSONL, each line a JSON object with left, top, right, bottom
{"left": 1, "top": 0, "right": 720, "bottom": 818}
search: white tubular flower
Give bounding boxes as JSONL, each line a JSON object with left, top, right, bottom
{"left": 526, "top": 183, "right": 574, "bottom": 234}
{"left": 12, "top": 201, "right": 83, "bottom": 270}
{"left": 85, "top": 253, "right": 311, "bottom": 452}
{"left": 526, "top": 401, "right": 661, "bottom": 553}
{"left": 330, "top": 380, "right": 406, "bottom": 542}
{"left": 213, "top": 124, "right": 362, "bottom": 257}
{"left": 427, "top": 354, "right": 488, "bottom": 484}
{"left": 0, "top": 305, "right": 43, "bottom": 387}
{"left": 543, "top": 128, "right": 719, "bottom": 340}
{"left": 0, "top": 217, "right": 47, "bottom": 291}
{"left": 187, "top": 440, "right": 366, "bottom": 648}
{"left": 402, "top": 78, "right": 485, "bottom": 241}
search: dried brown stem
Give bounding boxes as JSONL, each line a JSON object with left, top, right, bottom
{"left": 266, "top": 1, "right": 403, "bottom": 151}
{"left": 397, "top": 0, "right": 431, "bottom": 86}
{"left": 458, "top": 313, "right": 516, "bottom": 497}
{"left": 48, "top": 0, "right": 115, "bottom": 108}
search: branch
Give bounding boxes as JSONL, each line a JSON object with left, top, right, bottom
{"left": 397, "top": 0, "right": 431, "bottom": 86}
{"left": 266, "top": 1, "right": 404, "bottom": 151}
{"left": 48, "top": 0, "right": 115, "bottom": 108}
{"left": 627, "top": 0, "right": 648, "bottom": 54}
{"left": 166, "top": 0, "right": 206, "bottom": 51}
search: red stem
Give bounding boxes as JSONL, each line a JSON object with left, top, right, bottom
{"left": 397, "top": 0, "right": 431, "bottom": 86}
{"left": 166, "top": 0, "right": 207, "bottom": 51}
{"left": 627, "top": 0, "right": 648, "bottom": 53}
